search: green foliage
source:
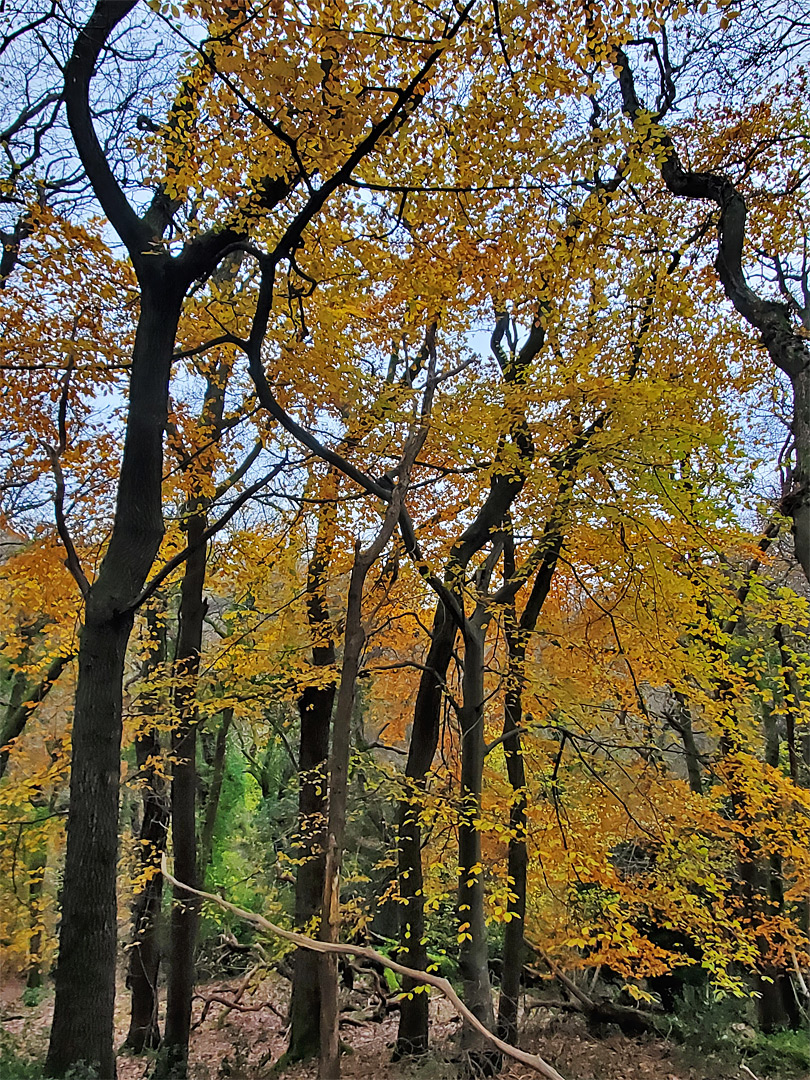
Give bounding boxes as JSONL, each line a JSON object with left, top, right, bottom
{"left": 671, "top": 986, "right": 749, "bottom": 1064}
{"left": 0, "top": 1033, "right": 42, "bottom": 1080}
{"left": 747, "top": 1030, "right": 810, "bottom": 1079}
{"left": 21, "top": 986, "right": 46, "bottom": 1008}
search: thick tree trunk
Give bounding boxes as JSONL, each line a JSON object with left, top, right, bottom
{"left": 395, "top": 605, "right": 456, "bottom": 1058}
{"left": 45, "top": 279, "right": 180, "bottom": 1080}
{"left": 48, "top": 611, "right": 134, "bottom": 1079}
{"left": 288, "top": 678, "right": 333, "bottom": 1060}
{"left": 162, "top": 512, "right": 207, "bottom": 1078}
{"left": 288, "top": 483, "right": 337, "bottom": 1062}
{"left": 457, "top": 618, "right": 496, "bottom": 1068}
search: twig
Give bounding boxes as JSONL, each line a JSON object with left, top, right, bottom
{"left": 161, "top": 856, "right": 567, "bottom": 1080}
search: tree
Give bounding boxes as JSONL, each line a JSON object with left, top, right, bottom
{"left": 41, "top": 2, "right": 483, "bottom": 1073}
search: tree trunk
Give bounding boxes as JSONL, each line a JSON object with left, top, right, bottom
{"left": 288, "top": 481, "right": 337, "bottom": 1062}
{"left": 457, "top": 617, "right": 496, "bottom": 1069}
{"left": 124, "top": 726, "right": 169, "bottom": 1051}
{"left": 318, "top": 469, "right": 407, "bottom": 1080}
{"left": 125, "top": 606, "right": 169, "bottom": 1053}
{"left": 669, "top": 691, "right": 704, "bottom": 796}
{"left": 48, "top": 610, "right": 135, "bottom": 1079}
{"left": 162, "top": 512, "right": 208, "bottom": 1078}
{"left": 26, "top": 848, "right": 47, "bottom": 990}
{"left": 755, "top": 706, "right": 801, "bottom": 1032}
{"left": 0, "top": 653, "right": 72, "bottom": 781}
{"left": 497, "top": 666, "right": 527, "bottom": 1046}
{"left": 395, "top": 605, "right": 456, "bottom": 1058}
{"left": 319, "top": 558, "right": 368, "bottom": 1080}
{"left": 46, "top": 280, "right": 180, "bottom": 1080}
{"left": 497, "top": 526, "right": 561, "bottom": 1044}
{"left": 198, "top": 707, "right": 234, "bottom": 878}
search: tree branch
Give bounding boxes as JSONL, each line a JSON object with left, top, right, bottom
{"left": 160, "top": 857, "right": 568, "bottom": 1080}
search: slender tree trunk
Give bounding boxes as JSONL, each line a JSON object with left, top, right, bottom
{"left": 198, "top": 707, "right": 234, "bottom": 878}
{"left": 775, "top": 626, "right": 804, "bottom": 785}
{"left": 319, "top": 557, "right": 369, "bottom": 1080}
{"left": 497, "top": 659, "right": 527, "bottom": 1046}
{"left": 0, "top": 653, "right": 72, "bottom": 781}
{"left": 318, "top": 457, "right": 410, "bottom": 1079}
{"left": 457, "top": 617, "right": 496, "bottom": 1068}
{"left": 288, "top": 480, "right": 337, "bottom": 1062}
{"left": 46, "top": 278, "right": 180, "bottom": 1080}
{"left": 756, "top": 706, "right": 801, "bottom": 1032}
{"left": 26, "top": 849, "right": 47, "bottom": 990}
{"left": 395, "top": 605, "right": 456, "bottom": 1058}
{"left": 124, "top": 724, "right": 169, "bottom": 1052}
{"left": 162, "top": 512, "right": 207, "bottom": 1078}
{"left": 669, "top": 691, "right": 704, "bottom": 796}
{"left": 125, "top": 606, "right": 169, "bottom": 1053}
{"left": 497, "top": 525, "right": 562, "bottom": 1044}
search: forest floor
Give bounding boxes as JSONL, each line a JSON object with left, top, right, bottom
{"left": 0, "top": 972, "right": 782, "bottom": 1080}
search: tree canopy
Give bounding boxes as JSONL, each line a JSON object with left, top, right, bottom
{"left": 1, "top": 2, "right": 810, "bottom": 1079}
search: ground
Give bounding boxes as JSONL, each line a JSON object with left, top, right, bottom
{"left": 0, "top": 973, "right": 780, "bottom": 1080}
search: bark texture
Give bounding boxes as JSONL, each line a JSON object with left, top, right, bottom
{"left": 47, "top": 279, "right": 181, "bottom": 1078}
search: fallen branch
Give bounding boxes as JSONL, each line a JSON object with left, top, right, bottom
{"left": 161, "top": 856, "right": 567, "bottom": 1080}
{"left": 528, "top": 940, "right": 660, "bottom": 1036}
{"left": 524, "top": 999, "right": 581, "bottom": 1013}
{"left": 193, "top": 993, "right": 284, "bottom": 1029}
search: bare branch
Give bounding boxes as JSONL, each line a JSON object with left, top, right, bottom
{"left": 160, "top": 856, "right": 568, "bottom": 1080}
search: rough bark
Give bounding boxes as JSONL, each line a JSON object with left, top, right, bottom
{"left": 46, "top": 279, "right": 181, "bottom": 1079}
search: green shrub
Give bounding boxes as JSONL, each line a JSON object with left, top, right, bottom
{"left": 747, "top": 1030, "right": 810, "bottom": 1079}
{"left": 0, "top": 1032, "right": 42, "bottom": 1080}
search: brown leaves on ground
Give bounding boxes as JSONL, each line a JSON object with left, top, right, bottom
{"left": 1, "top": 975, "right": 739, "bottom": 1080}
